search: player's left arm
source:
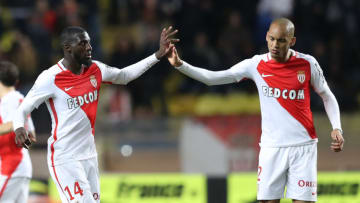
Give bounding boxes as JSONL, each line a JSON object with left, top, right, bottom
{"left": 310, "top": 57, "right": 344, "bottom": 152}
{"left": 99, "top": 26, "right": 179, "bottom": 85}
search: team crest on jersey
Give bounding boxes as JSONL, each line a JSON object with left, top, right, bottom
{"left": 297, "top": 71, "right": 305, "bottom": 84}
{"left": 90, "top": 75, "right": 97, "bottom": 88}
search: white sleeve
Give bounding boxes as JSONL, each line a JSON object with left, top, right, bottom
{"left": 310, "top": 57, "right": 342, "bottom": 131}
{"left": 25, "top": 115, "right": 35, "bottom": 133}
{"left": 175, "top": 58, "right": 253, "bottom": 86}
{"left": 97, "top": 54, "right": 159, "bottom": 85}
{"left": 13, "top": 71, "right": 54, "bottom": 130}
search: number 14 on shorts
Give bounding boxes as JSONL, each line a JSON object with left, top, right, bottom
{"left": 64, "top": 181, "right": 84, "bottom": 200}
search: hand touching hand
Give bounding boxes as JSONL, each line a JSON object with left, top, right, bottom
{"left": 155, "top": 26, "right": 179, "bottom": 59}
{"left": 330, "top": 129, "right": 344, "bottom": 152}
{"left": 167, "top": 46, "right": 183, "bottom": 67}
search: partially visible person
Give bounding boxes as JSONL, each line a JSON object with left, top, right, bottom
{"left": 168, "top": 18, "right": 344, "bottom": 203}
{"left": 13, "top": 26, "right": 178, "bottom": 202}
{"left": 0, "top": 61, "right": 36, "bottom": 202}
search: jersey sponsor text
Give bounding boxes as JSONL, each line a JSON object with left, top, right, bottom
{"left": 262, "top": 86, "right": 305, "bottom": 100}
{"left": 67, "top": 90, "right": 98, "bottom": 109}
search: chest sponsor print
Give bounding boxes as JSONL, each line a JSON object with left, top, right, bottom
{"left": 262, "top": 86, "right": 304, "bottom": 100}
{"left": 67, "top": 90, "right": 98, "bottom": 109}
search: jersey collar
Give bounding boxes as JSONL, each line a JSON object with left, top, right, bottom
{"left": 267, "top": 49, "right": 298, "bottom": 63}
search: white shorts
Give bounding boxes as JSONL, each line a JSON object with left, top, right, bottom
{"left": 0, "top": 176, "right": 30, "bottom": 202}
{"left": 48, "top": 157, "right": 100, "bottom": 203}
{"left": 257, "top": 143, "right": 317, "bottom": 201}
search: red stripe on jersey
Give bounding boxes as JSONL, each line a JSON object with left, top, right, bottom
{"left": 49, "top": 98, "right": 68, "bottom": 202}
{"left": 0, "top": 176, "right": 10, "bottom": 198}
{"left": 257, "top": 56, "right": 316, "bottom": 139}
{"left": 49, "top": 98, "right": 58, "bottom": 167}
{"left": 57, "top": 63, "right": 64, "bottom": 71}
{"left": 54, "top": 63, "right": 102, "bottom": 136}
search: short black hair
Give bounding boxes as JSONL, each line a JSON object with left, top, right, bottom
{"left": 60, "top": 26, "right": 87, "bottom": 46}
{"left": 0, "top": 61, "right": 19, "bottom": 87}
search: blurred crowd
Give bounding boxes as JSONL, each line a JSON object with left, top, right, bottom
{"left": 0, "top": 0, "right": 359, "bottom": 132}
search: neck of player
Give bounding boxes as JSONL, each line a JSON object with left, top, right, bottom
{"left": 62, "top": 59, "right": 83, "bottom": 75}
{"left": 274, "top": 50, "right": 292, "bottom": 63}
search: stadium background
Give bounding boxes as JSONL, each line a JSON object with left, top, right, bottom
{"left": 0, "top": 0, "right": 359, "bottom": 202}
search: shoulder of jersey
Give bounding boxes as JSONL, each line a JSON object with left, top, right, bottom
{"left": 13, "top": 91, "right": 24, "bottom": 98}
{"left": 252, "top": 53, "right": 269, "bottom": 63}
{"left": 294, "top": 51, "right": 317, "bottom": 64}
{"left": 92, "top": 60, "right": 101, "bottom": 65}
{"left": 1, "top": 91, "right": 23, "bottom": 104}
{"left": 91, "top": 60, "right": 107, "bottom": 69}
{"left": 30, "top": 65, "right": 61, "bottom": 88}
{"left": 42, "top": 65, "right": 63, "bottom": 77}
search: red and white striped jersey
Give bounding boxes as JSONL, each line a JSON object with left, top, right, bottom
{"left": 0, "top": 91, "right": 34, "bottom": 178}
{"left": 177, "top": 50, "right": 341, "bottom": 147}
{"left": 13, "top": 54, "right": 159, "bottom": 166}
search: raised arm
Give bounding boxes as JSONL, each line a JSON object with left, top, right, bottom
{"left": 100, "top": 26, "right": 179, "bottom": 85}
{"left": 167, "top": 46, "right": 251, "bottom": 86}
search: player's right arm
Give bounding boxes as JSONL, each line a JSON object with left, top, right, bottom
{"left": 13, "top": 70, "right": 54, "bottom": 148}
{"left": 167, "top": 46, "right": 252, "bottom": 86}
{"left": 98, "top": 26, "right": 179, "bottom": 85}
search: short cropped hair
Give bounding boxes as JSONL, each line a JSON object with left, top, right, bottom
{"left": 0, "top": 61, "right": 19, "bottom": 87}
{"left": 60, "top": 26, "right": 86, "bottom": 46}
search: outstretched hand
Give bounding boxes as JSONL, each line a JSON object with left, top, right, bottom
{"left": 155, "top": 26, "right": 179, "bottom": 59}
{"left": 167, "top": 46, "right": 183, "bottom": 67}
{"left": 15, "top": 127, "right": 35, "bottom": 149}
{"left": 330, "top": 129, "right": 344, "bottom": 152}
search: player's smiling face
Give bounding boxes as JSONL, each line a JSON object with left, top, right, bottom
{"left": 71, "top": 32, "right": 92, "bottom": 67}
{"left": 266, "top": 23, "right": 295, "bottom": 62}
